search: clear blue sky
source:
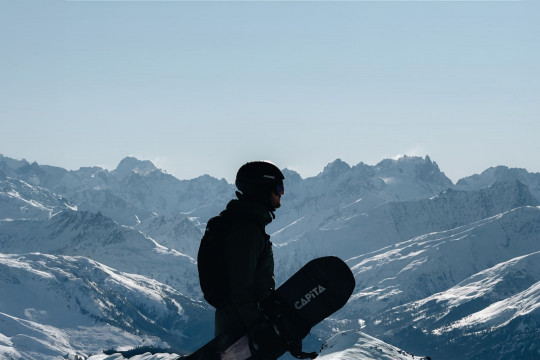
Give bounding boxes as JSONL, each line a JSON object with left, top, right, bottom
{"left": 1, "top": 0, "right": 539, "bottom": 183}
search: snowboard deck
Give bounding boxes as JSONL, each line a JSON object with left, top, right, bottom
{"left": 182, "top": 256, "right": 355, "bottom": 360}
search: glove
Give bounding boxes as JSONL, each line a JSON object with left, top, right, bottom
{"left": 248, "top": 321, "right": 288, "bottom": 360}
{"left": 287, "top": 340, "right": 318, "bottom": 359}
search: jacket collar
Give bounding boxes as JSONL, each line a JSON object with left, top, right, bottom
{"left": 225, "top": 198, "right": 273, "bottom": 226}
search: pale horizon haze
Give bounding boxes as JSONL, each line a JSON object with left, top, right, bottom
{"left": 1, "top": 0, "right": 539, "bottom": 183}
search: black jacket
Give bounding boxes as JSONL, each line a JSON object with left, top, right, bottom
{"left": 214, "top": 198, "right": 275, "bottom": 337}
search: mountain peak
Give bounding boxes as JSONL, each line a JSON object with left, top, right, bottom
{"left": 282, "top": 168, "right": 302, "bottom": 182}
{"left": 113, "top": 157, "right": 158, "bottom": 178}
{"left": 320, "top": 159, "right": 351, "bottom": 177}
{"left": 375, "top": 155, "right": 452, "bottom": 186}
{"left": 0, "top": 154, "right": 30, "bottom": 176}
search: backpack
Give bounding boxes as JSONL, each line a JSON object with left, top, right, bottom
{"left": 197, "top": 213, "right": 233, "bottom": 308}
{"left": 197, "top": 211, "right": 269, "bottom": 309}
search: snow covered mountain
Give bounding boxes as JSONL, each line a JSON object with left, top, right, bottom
{"left": 318, "top": 330, "right": 430, "bottom": 360}
{"left": 330, "top": 206, "right": 540, "bottom": 360}
{"left": 0, "top": 253, "right": 212, "bottom": 360}
{"left": 0, "top": 210, "right": 201, "bottom": 297}
{"left": 272, "top": 179, "right": 538, "bottom": 286}
{"left": 0, "top": 154, "right": 233, "bottom": 227}
{"left": 269, "top": 156, "right": 453, "bottom": 244}
{"left": 81, "top": 330, "right": 428, "bottom": 360}
{"left": 456, "top": 165, "right": 540, "bottom": 201}
{"left": 1, "top": 153, "right": 539, "bottom": 359}
{"left": 0, "top": 170, "right": 75, "bottom": 220}
{"left": 134, "top": 214, "right": 205, "bottom": 260}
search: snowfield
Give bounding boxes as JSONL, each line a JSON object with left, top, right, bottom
{"left": 0, "top": 253, "right": 211, "bottom": 359}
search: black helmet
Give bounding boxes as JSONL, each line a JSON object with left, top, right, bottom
{"left": 235, "top": 161, "right": 285, "bottom": 197}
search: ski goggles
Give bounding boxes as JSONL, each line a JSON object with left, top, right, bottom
{"left": 274, "top": 180, "right": 285, "bottom": 196}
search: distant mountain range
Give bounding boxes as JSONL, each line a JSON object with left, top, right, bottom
{"left": 1, "top": 153, "right": 538, "bottom": 359}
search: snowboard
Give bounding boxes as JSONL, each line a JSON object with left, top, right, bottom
{"left": 182, "top": 256, "right": 355, "bottom": 360}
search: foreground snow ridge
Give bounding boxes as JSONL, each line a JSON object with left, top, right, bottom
{"left": 319, "top": 330, "right": 429, "bottom": 360}
{"left": 87, "top": 354, "right": 179, "bottom": 360}
{"left": 81, "top": 330, "right": 426, "bottom": 360}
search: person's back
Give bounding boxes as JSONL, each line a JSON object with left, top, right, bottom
{"left": 201, "top": 161, "right": 285, "bottom": 340}
{"left": 214, "top": 196, "right": 275, "bottom": 337}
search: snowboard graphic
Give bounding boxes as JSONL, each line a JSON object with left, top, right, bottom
{"left": 182, "top": 256, "right": 355, "bottom": 360}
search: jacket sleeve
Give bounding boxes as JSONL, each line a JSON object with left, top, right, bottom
{"left": 225, "top": 222, "right": 267, "bottom": 330}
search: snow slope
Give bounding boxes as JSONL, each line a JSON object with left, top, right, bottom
{"left": 0, "top": 253, "right": 212, "bottom": 360}
{"left": 0, "top": 175, "right": 75, "bottom": 220}
{"left": 0, "top": 210, "right": 201, "bottom": 297}
{"left": 342, "top": 207, "right": 540, "bottom": 360}
{"left": 134, "top": 214, "right": 204, "bottom": 260}
{"left": 318, "top": 330, "right": 428, "bottom": 360}
{"left": 80, "top": 330, "right": 428, "bottom": 360}
{"left": 343, "top": 206, "right": 540, "bottom": 317}
{"left": 273, "top": 180, "right": 538, "bottom": 285}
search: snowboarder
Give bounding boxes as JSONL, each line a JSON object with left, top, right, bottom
{"left": 198, "top": 161, "right": 285, "bottom": 359}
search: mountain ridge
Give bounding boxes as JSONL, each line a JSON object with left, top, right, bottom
{"left": 1, "top": 153, "right": 539, "bottom": 359}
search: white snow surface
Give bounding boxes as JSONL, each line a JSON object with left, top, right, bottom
{"left": 0, "top": 253, "right": 210, "bottom": 360}
{"left": 81, "top": 330, "right": 426, "bottom": 360}
{"left": 318, "top": 330, "right": 427, "bottom": 360}
{"left": 0, "top": 210, "right": 201, "bottom": 297}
